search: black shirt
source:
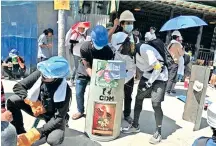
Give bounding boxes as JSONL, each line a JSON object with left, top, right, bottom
{"left": 4, "top": 56, "right": 25, "bottom": 69}
{"left": 13, "top": 71, "right": 71, "bottom": 136}
{"left": 77, "top": 41, "right": 114, "bottom": 80}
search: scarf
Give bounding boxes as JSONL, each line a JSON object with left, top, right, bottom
{"left": 27, "top": 76, "right": 67, "bottom": 102}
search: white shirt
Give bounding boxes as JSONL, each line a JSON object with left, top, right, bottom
{"left": 70, "top": 32, "right": 86, "bottom": 57}
{"left": 177, "top": 56, "right": 185, "bottom": 76}
{"left": 136, "top": 44, "right": 168, "bottom": 81}
{"left": 114, "top": 51, "right": 136, "bottom": 83}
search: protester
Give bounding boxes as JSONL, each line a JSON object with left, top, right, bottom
{"left": 1, "top": 81, "right": 17, "bottom": 146}
{"left": 72, "top": 25, "right": 114, "bottom": 120}
{"left": 209, "top": 68, "right": 216, "bottom": 88}
{"left": 192, "top": 103, "right": 216, "bottom": 146}
{"left": 166, "top": 30, "right": 184, "bottom": 95}
{"left": 37, "top": 28, "right": 54, "bottom": 62}
{"left": 122, "top": 38, "right": 168, "bottom": 144}
{"left": 111, "top": 32, "right": 136, "bottom": 124}
{"left": 69, "top": 23, "right": 88, "bottom": 86}
{"left": 145, "top": 27, "right": 157, "bottom": 42}
{"left": 7, "top": 56, "right": 71, "bottom": 146}
{"left": 2, "top": 49, "right": 26, "bottom": 79}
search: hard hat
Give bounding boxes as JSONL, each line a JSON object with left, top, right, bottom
{"left": 111, "top": 32, "right": 128, "bottom": 51}
{"left": 119, "top": 10, "right": 136, "bottom": 22}
{"left": 172, "top": 30, "right": 183, "bottom": 40}
{"left": 9, "top": 49, "right": 19, "bottom": 57}
{"left": 207, "top": 102, "right": 216, "bottom": 129}
{"left": 37, "top": 56, "right": 69, "bottom": 78}
{"left": 91, "top": 25, "right": 108, "bottom": 49}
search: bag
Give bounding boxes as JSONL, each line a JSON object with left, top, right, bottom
{"left": 196, "top": 137, "right": 210, "bottom": 146}
{"left": 184, "top": 54, "right": 190, "bottom": 66}
{"left": 135, "top": 39, "right": 174, "bottom": 68}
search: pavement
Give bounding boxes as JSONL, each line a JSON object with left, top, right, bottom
{"left": 2, "top": 79, "right": 216, "bottom": 146}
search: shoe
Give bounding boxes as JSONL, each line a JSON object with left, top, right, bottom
{"left": 121, "top": 124, "right": 140, "bottom": 134}
{"left": 171, "top": 90, "right": 176, "bottom": 94}
{"left": 124, "top": 116, "right": 133, "bottom": 124}
{"left": 72, "top": 112, "right": 84, "bottom": 120}
{"left": 149, "top": 131, "right": 162, "bottom": 144}
{"left": 166, "top": 92, "right": 175, "bottom": 96}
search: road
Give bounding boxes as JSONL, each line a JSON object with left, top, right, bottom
{"left": 2, "top": 79, "right": 216, "bottom": 146}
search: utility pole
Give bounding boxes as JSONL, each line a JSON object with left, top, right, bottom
{"left": 58, "top": 10, "right": 66, "bottom": 57}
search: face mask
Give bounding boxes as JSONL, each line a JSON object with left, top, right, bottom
{"left": 124, "top": 25, "right": 134, "bottom": 33}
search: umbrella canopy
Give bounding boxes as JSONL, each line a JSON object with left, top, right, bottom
{"left": 71, "top": 21, "right": 91, "bottom": 32}
{"left": 160, "top": 15, "right": 208, "bottom": 32}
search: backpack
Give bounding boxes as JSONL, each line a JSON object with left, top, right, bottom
{"left": 196, "top": 137, "right": 210, "bottom": 146}
{"left": 135, "top": 39, "right": 174, "bottom": 69}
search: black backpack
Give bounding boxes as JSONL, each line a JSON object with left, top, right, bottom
{"left": 135, "top": 39, "right": 174, "bottom": 68}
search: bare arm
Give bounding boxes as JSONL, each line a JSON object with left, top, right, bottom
{"left": 108, "top": 18, "right": 119, "bottom": 42}
{"left": 82, "top": 59, "right": 92, "bottom": 77}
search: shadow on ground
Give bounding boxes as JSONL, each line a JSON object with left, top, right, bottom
{"left": 120, "top": 110, "right": 181, "bottom": 139}
{"left": 33, "top": 128, "right": 101, "bottom": 146}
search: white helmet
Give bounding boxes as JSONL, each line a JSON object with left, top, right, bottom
{"left": 172, "top": 30, "right": 183, "bottom": 40}
{"left": 207, "top": 102, "right": 216, "bottom": 129}
{"left": 119, "top": 10, "right": 136, "bottom": 22}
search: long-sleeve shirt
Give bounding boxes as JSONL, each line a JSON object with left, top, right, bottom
{"left": 13, "top": 71, "right": 71, "bottom": 136}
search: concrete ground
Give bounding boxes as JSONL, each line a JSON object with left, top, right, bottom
{"left": 2, "top": 79, "right": 216, "bottom": 146}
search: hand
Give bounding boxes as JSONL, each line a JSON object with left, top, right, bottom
{"left": 8, "top": 62, "right": 12, "bottom": 67}
{"left": 24, "top": 99, "right": 46, "bottom": 117}
{"left": 17, "top": 128, "right": 41, "bottom": 146}
{"left": 114, "top": 18, "right": 119, "bottom": 27}
{"left": 47, "top": 44, "right": 52, "bottom": 49}
{"left": 1, "top": 110, "right": 13, "bottom": 122}
{"left": 142, "top": 82, "right": 152, "bottom": 91}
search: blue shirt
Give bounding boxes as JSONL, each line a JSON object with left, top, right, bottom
{"left": 192, "top": 137, "right": 216, "bottom": 146}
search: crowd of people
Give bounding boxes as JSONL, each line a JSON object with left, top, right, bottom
{"left": 1, "top": 9, "right": 216, "bottom": 146}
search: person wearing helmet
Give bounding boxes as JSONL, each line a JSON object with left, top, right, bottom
{"left": 192, "top": 103, "right": 216, "bottom": 146}
{"left": 108, "top": 10, "right": 137, "bottom": 124}
{"left": 122, "top": 40, "right": 168, "bottom": 145}
{"left": 111, "top": 32, "right": 136, "bottom": 124}
{"left": 72, "top": 25, "right": 114, "bottom": 120}
{"left": 166, "top": 30, "right": 184, "bottom": 95}
{"left": 2, "top": 49, "right": 26, "bottom": 79}
{"left": 6, "top": 56, "right": 71, "bottom": 146}
{"left": 37, "top": 28, "right": 54, "bottom": 62}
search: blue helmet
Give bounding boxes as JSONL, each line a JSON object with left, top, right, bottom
{"left": 37, "top": 56, "right": 69, "bottom": 78}
{"left": 91, "top": 25, "right": 108, "bottom": 50}
{"left": 9, "top": 49, "right": 19, "bottom": 57}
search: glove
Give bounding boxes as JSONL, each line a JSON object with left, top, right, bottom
{"left": 142, "top": 82, "right": 152, "bottom": 91}
{"left": 17, "top": 128, "right": 41, "bottom": 146}
{"left": 24, "top": 99, "right": 46, "bottom": 117}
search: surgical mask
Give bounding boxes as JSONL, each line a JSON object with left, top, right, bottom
{"left": 124, "top": 25, "right": 134, "bottom": 33}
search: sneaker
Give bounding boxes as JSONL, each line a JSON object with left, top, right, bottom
{"left": 121, "top": 124, "right": 140, "bottom": 134}
{"left": 166, "top": 92, "right": 175, "bottom": 96}
{"left": 171, "top": 90, "right": 176, "bottom": 94}
{"left": 72, "top": 112, "right": 84, "bottom": 120}
{"left": 124, "top": 116, "right": 133, "bottom": 124}
{"left": 149, "top": 131, "right": 162, "bottom": 144}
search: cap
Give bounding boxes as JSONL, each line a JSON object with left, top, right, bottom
{"left": 111, "top": 32, "right": 128, "bottom": 51}
{"left": 172, "top": 30, "right": 183, "bottom": 40}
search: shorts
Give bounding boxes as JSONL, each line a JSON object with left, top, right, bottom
{"left": 137, "top": 77, "right": 167, "bottom": 102}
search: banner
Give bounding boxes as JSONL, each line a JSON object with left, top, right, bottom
{"left": 54, "top": 0, "right": 70, "bottom": 10}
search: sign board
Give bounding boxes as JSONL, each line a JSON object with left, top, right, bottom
{"left": 54, "top": 0, "right": 70, "bottom": 10}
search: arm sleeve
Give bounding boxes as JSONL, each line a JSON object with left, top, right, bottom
{"left": 38, "top": 35, "right": 47, "bottom": 46}
{"left": 37, "top": 87, "right": 71, "bottom": 136}
{"left": 142, "top": 50, "right": 162, "bottom": 84}
{"left": 13, "top": 71, "right": 41, "bottom": 99}
{"left": 5, "top": 57, "right": 11, "bottom": 63}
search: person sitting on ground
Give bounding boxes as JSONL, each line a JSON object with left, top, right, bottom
{"left": 1, "top": 81, "right": 17, "bottom": 146}
{"left": 192, "top": 102, "right": 216, "bottom": 146}
{"left": 7, "top": 56, "right": 71, "bottom": 146}
{"left": 2, "top": 49, "right": 26, "bottom": 79}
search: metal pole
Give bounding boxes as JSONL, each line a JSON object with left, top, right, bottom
{"left": 58, "top": 10, "right": 66, "bottom": 57}
{"left": 195, "top": 14, "right": 205, "bottom": 60}
{"left": 165, "top": 7, "right": 174, "bottom": 46}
